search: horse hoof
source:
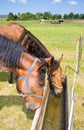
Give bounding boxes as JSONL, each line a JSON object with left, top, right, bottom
{"left": 9, "top": 84, "right": 13, "bottom": 87}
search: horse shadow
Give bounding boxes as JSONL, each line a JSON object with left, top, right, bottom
{"left": 0, "top": 71, "right": 10, "bottom": 82}
{"left": 0, "top": 95, "right": 35, "bottom": 120}
{"left": 0, "top": 71, "right": 35, "bottom": 119}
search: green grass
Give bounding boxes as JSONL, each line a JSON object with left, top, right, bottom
{"left": 0, "top": 19, "right": 84, "bottom": 130}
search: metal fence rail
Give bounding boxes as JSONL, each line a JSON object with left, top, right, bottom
{"left": 68, "top": 36, "right": 83, "bottom": 130}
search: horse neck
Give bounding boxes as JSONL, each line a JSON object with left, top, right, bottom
{"left": 0, "top": 23, "right": 51, "bottom": 58}
{"left": 17, "top": 24, "right": 51, "bottom": 58}
{"left": 0, "top": 61, "right": 17, "bottom": 74}
{"left": 19, "top": 52, "right": 39, "bottom": 71}
{"left": 27, "top": 31, "right": 51, "bottom": 58}
{"left": 0, "top": 23, "right": 23, "bottom": 41}
{"left": 0, "top": 26, "right": 7, "bottom": 36}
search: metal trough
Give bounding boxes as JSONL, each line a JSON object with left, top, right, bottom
{"left": 30, "top": 75, "right": 70, "bottom": 130}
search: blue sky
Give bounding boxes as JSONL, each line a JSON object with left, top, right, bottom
{"left": 0, "top": 0, "right": 84, "bottom": 15}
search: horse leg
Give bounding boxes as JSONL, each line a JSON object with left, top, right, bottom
{"left": 8, "top": 72, "right": 13, "bottom": 87}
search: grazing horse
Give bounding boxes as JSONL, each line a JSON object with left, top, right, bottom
{"left": 0, "top": 34, "right": 52, "bottom": 110}
{"left": 0, "top": 23, "right": 63, "bottom": 95}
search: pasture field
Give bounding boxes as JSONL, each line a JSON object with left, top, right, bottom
{"left": 0, "top": 20, "right": 84, "bottom": 130}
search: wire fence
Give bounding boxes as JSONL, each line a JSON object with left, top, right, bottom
{"left": 65, "top": 36, "right": 83, "bottom": 130}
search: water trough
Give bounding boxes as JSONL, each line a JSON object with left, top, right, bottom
{"left": 30, "top": 75, "right": 70, "bottom": 130}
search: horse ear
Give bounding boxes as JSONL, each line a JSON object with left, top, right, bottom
{"left": 58, "top": 54, "right": 63, "bottom": 63}
{"left": 44, "top": 57, "right": 53, "bottom": 66}
{"left": 51, "top": 56, "right": 54, "bottom": 64}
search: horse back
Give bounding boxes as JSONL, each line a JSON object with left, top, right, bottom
{"left": 0, "top": 23, "right": 23, "bottom": 41}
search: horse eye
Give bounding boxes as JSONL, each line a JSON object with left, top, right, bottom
{"left": 51, "top": 73, "right": 55, "bottom": 76}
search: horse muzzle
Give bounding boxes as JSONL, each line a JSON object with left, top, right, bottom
{"left": 26, "top": 102, "right": 40, "bottom": 110}
{"left": 51, "top": 82, "right": 63, "bottom": 96}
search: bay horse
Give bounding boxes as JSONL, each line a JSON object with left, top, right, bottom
{"left": 0, "top": 23, "right": 63, "bottom": 95}
{"left": 0, "top": 34, "right": 51, "bottom": 110}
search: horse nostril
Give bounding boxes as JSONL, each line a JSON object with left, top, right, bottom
{"left": 55, "top": 92, "right": 60, "bottom": 96}
{"left": 27, "top": 102, "right": 40, "bottom": 110}
{"left": 27, "top": 102, "right": 35, "bottom": 110}
{"left": 54, "top": 89, "right": 62, "bottom": 96}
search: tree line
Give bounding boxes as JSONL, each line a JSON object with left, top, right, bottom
{"left": 7, "top": 12, "right": 84, "bottom": 21}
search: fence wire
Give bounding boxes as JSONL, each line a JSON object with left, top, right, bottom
{"left": 68, "top": 36, "right": 83, "bottom": 130}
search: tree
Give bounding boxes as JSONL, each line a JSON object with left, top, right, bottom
{"left": 7, "top": 11, "right": 84, "bottom": 21}
{"left": 79, "top": 14, "right": 84, "bottom": 19}
{"left": 74, "top": 14, "right": 79, "bottom": 19}
{"left": 43, "top": 12, "right": 52, "bottom": 19}
{"left": 7, "top": 12, "right": 14, "bottom": 21}
{"left": 68, "top": 12, "right": 74, "bottom": 19}
{"left": 52, "top": 14, "right": 58, "bottom": 20}
{"left": 56, "top": 14, "right": 62, "bottom": 19}
{"left": 63, "top": 14, "right": 69, "bottom": 19}
{"left": 35, "top": 12, "right": 44, "bottom": 20}
{"left": 20, "top": 12, "right": 35, "bottom": 20}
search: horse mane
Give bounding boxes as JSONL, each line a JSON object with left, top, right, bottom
{"left": 19, "top": 24, "right": 51, "bottom": 58}
{"left": 39, "top": 58, "right": 47, "bottom": 81}
{"left": 18, "top": 24, "right": 60, "bottom": 71}
{"left": 0, "top": 34, "right": 25, "bottom": 68}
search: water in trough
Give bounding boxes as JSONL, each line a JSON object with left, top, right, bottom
{"left": 42, "top": 85, "right": 67, "bottom": 130}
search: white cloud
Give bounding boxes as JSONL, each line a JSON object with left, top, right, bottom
{"left": 8, "top": 0, "right": 27, "bottom": 4}
{"left": 69, "top": 0, "right": 77, "bottom": 5}
{"left": 18, "top": 0, "right": 27, "bottom": 4}
{"left": 8, "top": 0, "right": 16, "bottom": 3}
{"left": 53, "top": 0, "right": 61, "bottom": 3}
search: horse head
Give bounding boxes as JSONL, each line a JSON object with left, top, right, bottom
{"left": 47, "top": 54, "right": 63, "bottom": 96}
{"left": 0, "top": 34, "right": 52, "bottom": 110}
{"left": 16, "top": 53, "right": 51, "bottom": 110}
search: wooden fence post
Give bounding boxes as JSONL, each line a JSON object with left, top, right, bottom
{"left": 77, "top": 36, "right": 83, "bottom": 74}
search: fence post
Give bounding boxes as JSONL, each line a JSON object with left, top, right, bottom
{"left": 77, "top": 36, "right": 83, "bottom": 73}
{"left": 68, "top": 42, "right": 78, "bottom": 130}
